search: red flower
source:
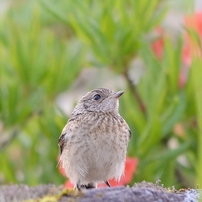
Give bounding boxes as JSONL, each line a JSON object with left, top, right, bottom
{"left": 180, "top": 11, "right": 202, "bottom": 88}
{"left": 151, "top": 27, "right": 164, "bottom": 59}
{"left": 57, "top": 156, "right": 66, "bottom": 177}
{"left": 184, "top": 11, "right": 202, "bottom": 61}
{"left": 58, "top": 164, "right": 66, "bottom": 177}
{"left": 60, "top": 156, "right": 138, "bottom": 189}
{"left": 64, "top": 180, "right": 74, "bottom": 189}
{"left": 184, "top": 11, "right": 202, "bottom": 40}
{"left": 98, "top": 157, "right": 138, "bottom": 187}
{"left": 151, "top": 12, "right": 202, "bottom": 89}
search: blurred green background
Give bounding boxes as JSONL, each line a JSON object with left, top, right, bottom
{"left": 0, "top": 0, "right": 202, "bottom": 189}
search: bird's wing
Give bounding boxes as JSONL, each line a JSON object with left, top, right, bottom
{"left": 129, "top": 128, "right": 132, "bottom": 139}
{"left": 58, "top": 132, "right": 66, "bottom": 156}
{"left": 124, "top": 121, "right": 132, "bottom": 140}
{"left": 58, "top": 117, "right": 76, "bottom": 156}
{"left": 119, "top": 115, "right": 131, "bottom": 140}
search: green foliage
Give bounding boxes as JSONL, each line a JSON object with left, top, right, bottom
{"left": 191, "top": 59, "right": 202, "bottom": 184}
{"left": 0, "top": 0, "right": 200, "bottom": 189}
{"left": 121, "top": 37, "right": 194, "bottom": 186}
{"left": 0, "top": 2, "right": 83, "bottom": 185}
{"left": 41, "top": 0, "right": 167, "bottom": 71}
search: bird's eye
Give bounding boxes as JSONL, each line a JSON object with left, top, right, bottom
{"left": 93, "top": 94, "right": 101, "bottom": 100}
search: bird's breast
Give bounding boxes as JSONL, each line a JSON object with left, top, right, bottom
{"left": 78, "top": 112, "right": 129, "bottom": 162}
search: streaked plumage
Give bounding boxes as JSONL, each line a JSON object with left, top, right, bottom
{"left": 58, "top": 88, "right": 131, "bottom": 190}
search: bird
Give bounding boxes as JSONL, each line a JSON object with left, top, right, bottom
{"left": 58, "top": 88, "right": 131, "bottom": 190}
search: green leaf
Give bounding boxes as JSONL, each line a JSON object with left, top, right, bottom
{"left": 191, "top": 58, "right": 202, "bottom": 184}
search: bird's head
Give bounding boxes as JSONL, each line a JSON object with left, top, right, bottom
{"left": 72, "top": 88, "right": 124, "bottom": 114}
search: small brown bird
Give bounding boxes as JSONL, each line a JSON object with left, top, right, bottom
{"left": 58, "top": 88, "right": 131, "bottom": 190}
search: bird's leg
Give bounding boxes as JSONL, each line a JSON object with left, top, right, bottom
{"left": 105, "top": 181, "right": 111, "bottom": 187}
{"left": 84, "top": 182, "right": 96, "bottom": 189}
{"left": 76, "top": 181, "right": 81, "bottom": 191}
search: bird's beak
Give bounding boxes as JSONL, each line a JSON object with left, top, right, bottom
{"left": 112, "top": 90, "right": 124, "bottom": 99}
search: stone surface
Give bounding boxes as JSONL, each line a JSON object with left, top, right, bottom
{"left": 0, "top": 182, "right": 201, "bottom": 202}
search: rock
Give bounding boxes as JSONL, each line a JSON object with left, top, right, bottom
{"left": 0, "top": 182, "right": 201, "bottom": 202}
